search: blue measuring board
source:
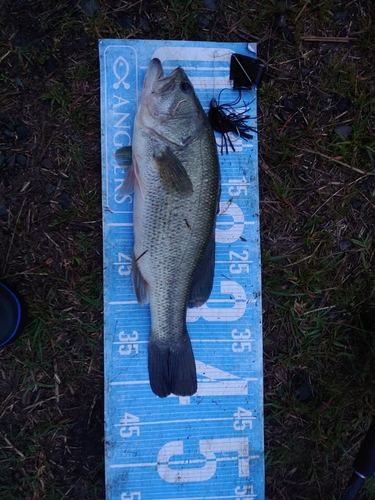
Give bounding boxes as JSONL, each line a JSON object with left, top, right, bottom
{"left": 99, "top": 39, "right": 264, "bottom": 500}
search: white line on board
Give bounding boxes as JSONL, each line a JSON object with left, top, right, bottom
{"left": 110, "top": 378, "right": 258, "bottom": 386}
{"left": 160, "top": 496, "right": 257, "bottom": 500}
{"left": 107, "top": 222, "right": 256, "bottom": 228}
{"left": 112, "top": 260, "right": 254, "bottom": 266}
{"left": 109, "top": 300, "right": 138, "bottom": 305}
{"left": 109, "top": 298, "right": 256, "bottom": 305}
{"left": 114, "top": 416, "right": 236, "bottom": 427}
{"left": 112, "top": 339, "right": 255, "bottom": 345}
{"left": 216, "top": 221, "right": 256, "bottom": 225}
{"left": 107, "top": 222, "right": 133, "bottom": 226}
{"left": 221, "top": 182, "right": 254, "bottom": 186}
{"left": 110, "top": 455, "right": 260, "bottom": 469}
{"left": 160, "top": 495, "right": 257, "bottom": 500}
{"left": 215, "top": 260, "right": 254, "bottom": 264}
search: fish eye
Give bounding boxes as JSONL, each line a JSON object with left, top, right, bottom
{"left": 180, "top": 80, "right": 192, "bottom": 93}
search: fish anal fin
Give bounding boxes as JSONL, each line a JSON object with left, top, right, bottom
{"left": 154, "top": 146, "right": 193, "bottom": 196}
{"left": 188, "top": 229, "right": 215, "bottom": 308}
{"left": 148, "top": 334, "right": 197, "bottom": 398}
{"left": 132, "top": 252, "right": 149, "bottom": 305}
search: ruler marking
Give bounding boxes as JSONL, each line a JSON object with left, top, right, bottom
{"left": 111, "top": 456, "right": 245, "bottom": 469}
{"left": 109, "top": 300, "right": 138, "bottom": 305}
{"left": 191, "top": 339, "right": 255, "bottom": 343}
{"left": 112, "top": 260, "right": 254, "bottom": 264}
{"left": 110, "top": 380, "right": 150, "bottom": 385}
{"left": 216, "top": 260, "right": 254, "bottom": 264}
{"left": 112, "top": 340, "right": 256, "bottom": 344}
{"left": 108, "top": 222, "right": 256, "bottom": 228}
{"left": 114, "top": 417, "right": 235, "bottom": 427}
{"left": 221, "top": 182, "right": 253, "bottom": 186}
{"left": 110, "top": 378, "right": 258, "bottom": 386}
{"left": 216, "top": 221, "right": 255, "bottom": 225}
{"left": 107, "top": 222, "right": 134, "bottom": 226}
{"left": 140, "top": 65, "right": 228, "bottom": 72}
{"left": 110, "top": 462, "right": 156, "bottom": 468}
{"left": 109, "top": 299, "right": 255, "bottom": 305}
{"left": 161, "top": 496, "right": 257, "bottom": 500}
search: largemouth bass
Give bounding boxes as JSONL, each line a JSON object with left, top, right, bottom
{"left": 117, "top": 58, "right": 220, "bottom": 397}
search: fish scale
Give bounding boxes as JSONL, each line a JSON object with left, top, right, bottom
{"left": 100, "top": 39, "right": 264, "bottom": 500}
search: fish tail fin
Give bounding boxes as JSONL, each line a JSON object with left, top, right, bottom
{"left": 169, "top": 334, "right": 197, "bottom": 397}
{"left": 148, "top": 333, "right": 197, "bottom": 398}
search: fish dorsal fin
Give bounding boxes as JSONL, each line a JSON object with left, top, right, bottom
{"left": 188, "top": 228, "right": 216, "bottom": 308}
{"left": 132, "top": 252, "right": 149, "bottom": 305}
{"left": 153, "top": 146, "right": 193, "bottom": 196}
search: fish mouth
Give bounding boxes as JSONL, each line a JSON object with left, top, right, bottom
{"left": 143, "top": 58, "right": 164, "bottom": 94}
{"left": 144, "top": 58, "right": 183, "bottom": 95}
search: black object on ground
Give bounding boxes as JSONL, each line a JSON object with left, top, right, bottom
{"left": 341, "top": 412, "right": 375, "bottom": 499}
{"left": 230, "top": 53, "right": 265, "bottom": 88}
{"left": 0, "top": 281, "right": 25, "bottom": 347}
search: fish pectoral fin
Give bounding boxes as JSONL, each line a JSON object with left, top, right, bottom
{"left": 132, "top": 252, "right": 149, "bottom": 305}
{"left": 117, "top": 155, "right": 144, "bottom": 196}
{"left": 148, "top": 334, "right": 197, "bottom": 398}
{"left": 118, "top": 166, "right": 135, "bottom": 195}
{"left": 115, "top": 146, "right": 132, "bottom": 167}
{"left": 153, "top": 146, "right": 193, "bottom": 196}
{"left": 188, "top": 228, "right": 216, "bottom": 308}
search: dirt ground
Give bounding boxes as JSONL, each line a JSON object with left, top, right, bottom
{"left": 1, "top": 1, "right": 104, "bottom": 498}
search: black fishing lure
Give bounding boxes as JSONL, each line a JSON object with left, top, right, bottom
{"left": 208, "top": 52, "right": 263, "bottom": 154}
{"left": 208, "top": 90, "right": 257, "bottom": 154}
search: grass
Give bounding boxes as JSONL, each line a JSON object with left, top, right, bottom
{"left": 0, "top": 268, "right": 103, "bottom": 499}
{"left": 0, "top": 0, "right": 375, "bottom": 498}
{"left": 256, "top": 2, "right": 375, "bottom": 497}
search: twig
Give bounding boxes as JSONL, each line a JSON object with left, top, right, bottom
{"left": 311, "top": 173, "right": 370, "bottom": 217}
{"left": 0, "top": 50, "right": 11, "bottom": 63}
{"left": 36, "top": 130, "right": 58, "bottom": 167}
{"left": 43, "top": 231, "right": 62, "bottom": 251}
{"left": 259, "top": 157, "right": 283, "bottom": 184}
{"left": 54, "top": 362, "right": 60, "bottom": 404}
{"left": 24, "top": 395, "right": 62, "bottom": 411}
{"left": 87, "top": 394, "right": 98, "bottom": 429}
{"left": 295, "top": 2, "right": 308, "bottom": 22}
{"left": 3, "top": 198, "right": 26, "bottom": 275}
{"left": 301, "top": 148, "right": 373, "bottom": 175}
{"left": 2, "top": 264, "right": 49, "bottom": 279}
{"left": 300, "top": 36, "right": 355, "bottom": 43}
{"left": 302, "top": 306, "right": 336, "bottom": 316}
{"left": 0, "top": 431, "right": 25, "bottom": 458}
{"left": 283, "top": 241, "right": 324, "bottom": 267}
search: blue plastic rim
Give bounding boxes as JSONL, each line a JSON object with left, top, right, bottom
{"left": 0, "top": 282, "right": 22, "bottom": 347}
